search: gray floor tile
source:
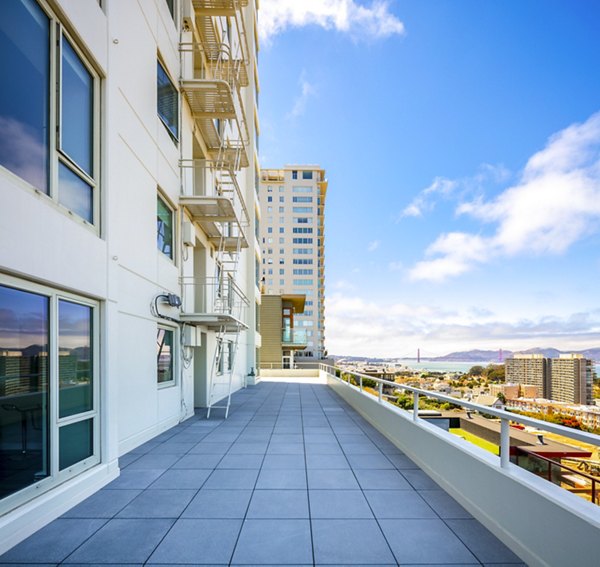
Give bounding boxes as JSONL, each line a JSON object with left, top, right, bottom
{"left": 262, "top": 454, "right": 306, "bottom": 469}
{"left": 202, "top": 432, "right": 241, "bottom": 442}
{"left": 387, "top": 453, "right": 420, "bottom": 469}
{"left": 303, "top": 433, "right": 337, "bottom": 443}
{"left": 267, "top": 442, "right": 305, "bottom": 455}
{"left": 188, "top": 443, "right": 231, "bottom": 455}
{"left": 203, "top": 468, "right": 259, "bottom": 489}
{"left": 0, "top": 519, "right": 106, "bottom": 564}
{"left": 346, "top": 453, "right": 395, "bottom": 470}
{"left": 148, "top": 441, "right": 196, "bottom": 455}
{"left": 148, "top": 519, "right": 242, "bottom": 564}
{"left": 379, "top": 519, "right": 478, "bottom": 564}
{"left": 118, "top": 453, "right": 141, "bottom": 468}
{"left": 307, "top": 469, "right": 360, "bottom": 489}
{"left": 340, "top": 442, "right": 382, "bottom": 455}
{"left": 419, "top": 489, "right": 473, "bottom": 519}
{"left": 364, "top": 489, "right": 438, "bottom": 519}
{"left": 354, "top": 469, "right": 412, "bottom": 490}
{"left": 446, "top": 519, "right": 524, "bottom": 564}
{"left": 172, "top": 453, "right": 223, "bottom": 469}
{"left": 182, "top": 489, "right": 252, "bottom": 518}
{"left": 62, "top": 489, "right": 141, "bottom": 518}
{"left": 217, "top": 454, "right": 264, "bottom": 469}
{"left": 126, "top": 454, "right": 181, "bottom": 470}
{"left": 312, "top": 519, "right": 396, "bottom": 565}
{"left": 147, "top": 468, "right": 211, "bottom": 489}
{"left": 228, "top": 442, "right": 269, "bottom": 454}
{"left": 401, "top": 468, "right": 441, "bottom": 489}
{"left": 105, "top": 469, "right": 165, "bottom": 489}
{"left": 306, "top": 453, "right": 350, "bottom": 469}
{"left": 232, "top": 519, "right": 312, "bottom": 565}
{"left": 256, "top": 468, "right": 307, "bottom": 489}
{"left": 270, "top": 433, "right": 304, "bottom": 444}
{"left": 309, "top": 490, "right": 373, "bottom": 519}
{"left": 116, "top": 489, "right": 196, "bottom": 518}
{"left": 247, "top": 489, "right": 309, "bottom": 518}
{"left": 63, "top": 519, "right": 174, "bottom": 564}
{"left": 305, "top": 442, "right": 344, "bottom": 455}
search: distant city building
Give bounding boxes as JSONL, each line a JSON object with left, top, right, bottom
{"left": 549, "top": 354, "right": 593, "bottom": 405}
{"left": 505, "top": 354, "right": 549, "bottom": 397}
{"left": 259, "top": 166, "right": 327, "bottom": 361}
{"left": 509, "top": 398, "right": 600, "bottom": 429}
{"left": 505, "top": 353, "right": 594, "bottom": 404}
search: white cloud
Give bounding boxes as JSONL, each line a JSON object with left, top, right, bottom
{"left": 409, "top": 112, "right": 600, "bottom": 282}
{"left": 399, "top": 164, "right": 509, "bottom": 219}
{"left": 325, "top": 291, "right": 600, "bottom": 357}
{"left": 287, "top": 72, "right": 317, "bottom": 120}
{"left": 367, "top": 239, "right": 380, "bottom": 252}
{"left": 388, "top": 261, "right": 403, "bottom": 272}
{"left": 259, "top": 0, "right": 405, "bottom": 44}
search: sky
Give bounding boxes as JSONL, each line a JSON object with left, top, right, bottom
{"left": 257, "top": 0, "right": 600, "bottom": 358}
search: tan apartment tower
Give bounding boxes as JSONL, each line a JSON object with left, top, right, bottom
{"left": 549, "top": 354, "right": 593, "bottom": 405}
{"left": 505, "top": 354, "right": 549, "bottom": 397}
{"left": 259, "top": 166, "right": 327, "bottom": 362}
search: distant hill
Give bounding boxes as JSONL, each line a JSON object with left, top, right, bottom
{"left": 430, "top": 347, "right": 600, "bottom": 362}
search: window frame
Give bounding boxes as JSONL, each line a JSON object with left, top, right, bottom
{"left": 0, "top": 1, "right": 101, "bottom": 230}
{"left": 157, "top": 192, "right": 175, "bottom": 260}
{"left": 157, "top": 58, "right": 179, "bottom": 142}
{"left": 0, "top": 274, "right": 100, "bottom": 513}
{"left": 157, "top": 325, "right": 177, "bottom": 388}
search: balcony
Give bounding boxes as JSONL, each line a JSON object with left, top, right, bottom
{"left": 180, "top": 276, "right": 249, "bottom": 330}
{"left": 0, "top": 375, "right": 525, "bottom": 565}
{"left": 281, "top": 327, "right": 308, "bottom": 348}
{"left": 180, "top": 159, "right": 249, "bottom": 249}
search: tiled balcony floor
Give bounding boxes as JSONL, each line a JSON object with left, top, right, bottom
{"left": 1, "top": 381, "right": 526, "bottom": 566}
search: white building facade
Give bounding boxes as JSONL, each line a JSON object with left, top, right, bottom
{"left": 0, "top": 0, "right": 260, "bottom": 551}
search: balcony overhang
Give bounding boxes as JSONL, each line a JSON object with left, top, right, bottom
{"left": 180, "top": 313, "right": 248, "bottom": 332}
{"left": 208, "top": 233, "right": 248, "bottom": 250}
{"left": 182, "top": 79, "right": 236, "bottom": 118}
{"left": 180, "top": 195, "right": 237, "bottom": 223}
{"left": 281, "top": 294, "right": 306, "bottom": 313}
{"left": 192, "top": 0, "right": 249, "bottom": 17}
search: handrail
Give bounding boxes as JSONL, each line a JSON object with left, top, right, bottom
{"left": 318, "top": 364, "right": 600, "bottom": 459}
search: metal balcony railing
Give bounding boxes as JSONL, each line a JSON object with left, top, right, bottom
{"left": 180, "top": 276, "right": 249, "bottom": 329}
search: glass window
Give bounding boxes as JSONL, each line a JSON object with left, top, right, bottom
{"left": 157, "top": 327, "right": 174, "bottom": 384}
{"left": 165, "top": 0, "right": 175, "bottom": 19}
{"left": 59, "top": 300, "right": 93, "bottom": 418}
{"left": 157, "top": 195, "right": 173, "bottom": 258}
{"left": 59, "top": 418, "right": 93, "bottom": 470}
{"left": 302, "top": 171, "right": 313, "bottom": 179}
{"left": 0, "top": 2, "right": 98, "bottom": 225}
{"left": 157, "top": 60, "right": 178, "bottom": 140}
{"left": 0, "top": 285, "right": 50, "bottom": 499}
{"left": 292, "top": 171, "right": 298, "bottom": 179}
{"left": 60, "top": 36, "right": 93, "bottom": 177}
{"left": 0, "top": 0, "right": 50, "bottom": 193}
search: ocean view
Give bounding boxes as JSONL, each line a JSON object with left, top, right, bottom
{"left": 400, "top": 359, "right": 600, "bottom": 376}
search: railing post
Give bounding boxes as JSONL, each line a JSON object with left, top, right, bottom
{"left": 593, "top": 479, "right": 597, "bottom": 505}
{"left": 378, "top": 382, "right": 383, "bottom": 403}
{"left": 413, "top": 391, "right": 419, "bottom": 421}
{"left": 500, "top": 418, "right": 510, "bottom": 469}
{"left": 359, "top": 376, "right": 363, "bottom": 391}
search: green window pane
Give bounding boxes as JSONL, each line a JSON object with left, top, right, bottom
{"left": 59, "top": 418, "right": 93, "bottom": 470}
{"left": 157, "top": 196, "right": 173, "bottom": 258}
{"left": 157, "top": 328, "right": 174, "bottom": 383}
{"left": 59, "top": 300, "right": 93, "bottom": 418}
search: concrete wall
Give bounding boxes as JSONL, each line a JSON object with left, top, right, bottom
{"left": 327, "top": 374, "right": 600, "bottom": 567}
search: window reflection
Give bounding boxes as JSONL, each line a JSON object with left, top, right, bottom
{"left": 157, "top": 195, "right": 173, "bottom": 258}
{"left": 61, "top": 36, "right": 93, "bottom": 176}
{"left": 0, "top": 0, "right": 50, "bottom": 193}
{"left": 157, "top": 328, "right": 174, "bottom": 383}
{"left": 59, "top": 300, "right": 92, "bottom": 419}
{"left": 0, "top": 285, "right": 50, "bottom": 499}
{"left": 59, "top": 162, "right": 93, "bottom": 222}
{"left": 157, "top": 61, "right": 178, "bottom": 140}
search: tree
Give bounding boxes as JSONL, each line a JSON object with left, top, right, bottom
{"left": 469, "top": 365, "right": 485, "bottom": 376}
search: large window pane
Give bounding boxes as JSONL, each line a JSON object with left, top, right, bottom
{"left": 58, "top": 162, "right": 93, "bottom": 222}
{"left": 157, "top": 196, "right": 173, "bottom": 258}
{"left": 61, "top": 36, "right": 93, "bottom": 176}
{"left": 59, "top": 418, "right": 93, "bottom": 470}
{"left": 157, "top": 328, "right": 174, "bottom": 384}
{"left": 157, "top": 61, "right": 178, "bottom": 140}
{"left": 59, "top": 300, "right": 92, "bottom": 419}
{"left": 0, "top": 285, "right": 50, "bottom": 499}
{"left": 0, "top": 0, "right": 50, "bottom": 193}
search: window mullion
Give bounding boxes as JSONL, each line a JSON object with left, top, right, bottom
{"left": 49, "top": 294, "right": 60, "bottom": 478}
{"left": 48, "top": 20, "right": 59, "bottom": 203}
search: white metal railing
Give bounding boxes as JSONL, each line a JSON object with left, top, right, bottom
{"left": 319, "top": 364, "right": 600, "bottom": 471}
{"left": 179, "top": 159, "right": 249, "bottom": 227}
{"left": 181, "top": 276, "right": 248, "bottom": 322}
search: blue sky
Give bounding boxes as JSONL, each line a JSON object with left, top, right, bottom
{"left": 258, "top": 0, "right": 600, "bottom": 357}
